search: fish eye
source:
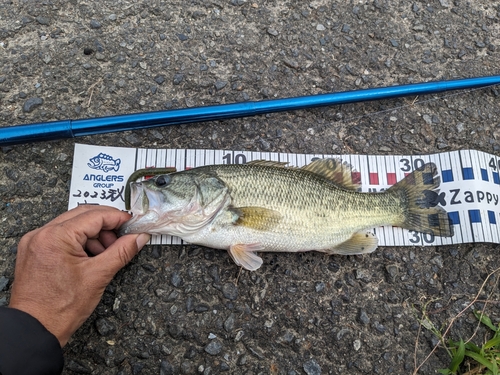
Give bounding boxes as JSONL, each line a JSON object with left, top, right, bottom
{"left": 155, "top": 175, "right": 171, "bottom": 187}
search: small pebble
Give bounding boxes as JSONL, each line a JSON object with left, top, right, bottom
{"left": 315, "top": 282, "right": 325, "bottom": 292}
{"left": 303, "top": 359, "right": 322, "bottom": 375}
{"left": 316, "top": 24, "right": 325, "bottom": 31}
{"left": 160, "top": 360, "right": 174, "bottom": 375}
{"left": 23, "top": 97, "right": 43, "bottom": 113}
{"left": 223, "top": 313, "right": 235, "bottom": 332}
{"left": 90, "top": 19, "right": 102, "bottom": 29}
{"left": 57, "top": 153, "right": 68, "bottom": 162}
{"left": 385, "top": 264, "right": 399, "bottom": 279}
{"left": 267, "top": 28, "right": 279, "bottom": 36}
{"left": 204, "top": 340, "right": 222, "bottom": 355}
{"left": 390, "top": 39, "right": 399, "bottom": 47}
{"left": 154, "top": 74, "right": 165, "bottom": 85}
{"left": 95, "top": 318, "right": 116, "bottom": 336}
{"left": 214, "top": 81, "right": 227, "bottom": 90}
{"left": 353, "top": 339, "right": 361, "bottom": 351}
{"left": 358, "top": 309, "right": 370, "bottom": 325}
{"left": 222, "top": 283, "right": 238, "bottom": 300}
{"left": 36, "top": 16, "right": 50, "bottom": 25}
{"left": 173, "top": 74, "right": 184, "bottom": 85}
{"left": 171, "top": 272, "right": 182, "bottom": 287}
{"left": 430, "top": 255, "right": 444, "bottom": 268}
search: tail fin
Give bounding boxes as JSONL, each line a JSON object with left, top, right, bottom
{"left": 387, "top": 163, "right": 453, "bottom": 237}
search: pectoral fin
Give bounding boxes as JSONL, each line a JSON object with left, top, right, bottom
{"left": 228, "top": 243, "right": 264, "bottom": 271}
{"left": 327, "top": 231, "right": 378, "bottom": 255}
{"left": 231, "top": 206, "right": 282, "bottom": 231}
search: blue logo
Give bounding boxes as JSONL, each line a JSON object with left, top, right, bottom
{"left": 87, "top": 153, "right": 121, "bottom": 173}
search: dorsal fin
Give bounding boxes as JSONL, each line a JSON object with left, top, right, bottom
{"left": 246, "top": 160, "right": 289, "bottom": 167}
{"left": 301, "top": 158, "right": 360, "bottom": 190}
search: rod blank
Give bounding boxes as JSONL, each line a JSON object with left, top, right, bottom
{"left": 1, "top": 75, "right": 500, "bottom": 146}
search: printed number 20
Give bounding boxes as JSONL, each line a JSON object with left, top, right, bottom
{"left": 222, "top": 153, "right": 247, "bottom": 164}
{"left": 409, "top": 231, "right": 435, "bottom": 244}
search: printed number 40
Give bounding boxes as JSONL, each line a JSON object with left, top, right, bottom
{"left": 489, "top": 157, "right": 500, "bottom": 171}
{"left": 409, "top": 231, "right": 435, "bottom": 244}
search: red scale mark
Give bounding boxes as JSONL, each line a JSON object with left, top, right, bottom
{"left": 386, "top": 172, "right": 397, "bottom": 185}
{"left": 369, "top": 172, "right": 379, "bottom": 185}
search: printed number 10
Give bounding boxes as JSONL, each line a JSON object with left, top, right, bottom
{"left": 222, "top": 153, "right": 247, "bottom": 164}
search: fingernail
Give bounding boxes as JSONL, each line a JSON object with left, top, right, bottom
{"left": 136, "top": 233, "right": 151, "bottom": 249}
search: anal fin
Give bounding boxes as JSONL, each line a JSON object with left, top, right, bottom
{"left": 228, "top": 243, "right": 264, "bottom": 271}
{"left": 326, "top": 231, "right": 378, "bottom": 255}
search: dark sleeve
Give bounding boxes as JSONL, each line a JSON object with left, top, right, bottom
{"left": 0, "top": 307, "right": 64, "bottom": 375}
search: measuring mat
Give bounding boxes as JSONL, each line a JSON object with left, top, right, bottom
{"left": 69, "top": 143, "right": 500, "bottom": 247}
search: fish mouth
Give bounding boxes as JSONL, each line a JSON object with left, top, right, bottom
{"left": 129, "top": 182, "right": 148, "bottom": 215}
{"left": 119, "top": 182, "right": 166, "bottom": 235}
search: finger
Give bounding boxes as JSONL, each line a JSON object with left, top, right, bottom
{"left": 45, "top": 205, "right": 131, "bottom": 228}
{"left": 57, "top": 209, "right": 133, "bottom": 247}
{"left": 86, "top": 231, "right": 117, "bottom": 255}
{"left": 86, "top": 239, "right": 105, "bottom": 255}
{"left": 91, "top": 234, "right": 150, "bottom": 277}
{"left": 99, "top": 230, "right": 119, "bottom": 248}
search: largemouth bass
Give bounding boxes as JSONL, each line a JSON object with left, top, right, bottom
{"left": 119, "top": 159, "right": 453, "bottom": 271}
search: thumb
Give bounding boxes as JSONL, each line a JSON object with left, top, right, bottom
{"left": 93, "top": 233, "right": 150, "bottom": 278}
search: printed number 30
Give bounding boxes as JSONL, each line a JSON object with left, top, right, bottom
{"left": 400, "top": 158, "right": 425, "bottom": 172}
{"left": 409, "top": 231, "right": 435, "bottom": 244}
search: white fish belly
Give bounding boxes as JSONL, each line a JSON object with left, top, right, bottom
{"left": 179, "top": 222, "right": 354, "bottom": 253}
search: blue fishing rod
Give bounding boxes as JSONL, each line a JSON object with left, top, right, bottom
{"left": 1, "top": 75, "right": 499, "bottom": 146}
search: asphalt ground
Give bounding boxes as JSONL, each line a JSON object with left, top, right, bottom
{"left": 1, "top": 1, "right": 500, "bottom": 374}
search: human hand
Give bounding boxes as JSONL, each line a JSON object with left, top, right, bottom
{"left": 8, "top": 205, "right": 150, "bottom": 347}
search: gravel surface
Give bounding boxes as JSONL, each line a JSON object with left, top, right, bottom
{"left": 1, "top": 1, "right": 500, "bottom": 374}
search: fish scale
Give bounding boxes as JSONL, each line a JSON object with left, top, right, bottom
{"left": 213, "top": 164, "right": 398, "bottom": 237}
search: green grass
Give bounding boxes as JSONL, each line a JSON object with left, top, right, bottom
{"left": 413, "top": 267, "right": 500, "bottom": 375}
{"left": 438, "top": 311, "right": 500, "bottom": 375}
